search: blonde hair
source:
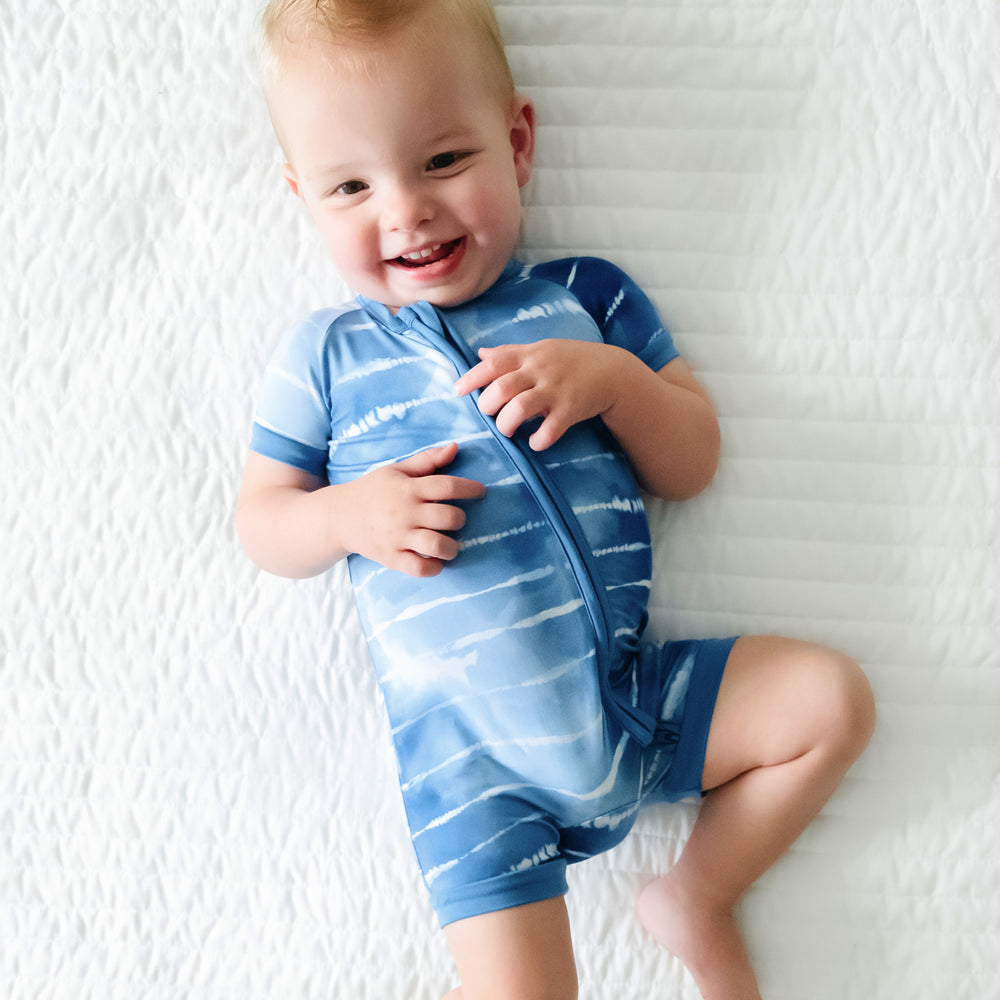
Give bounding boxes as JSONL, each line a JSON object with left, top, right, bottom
{"left": 257, "top": 0, "right": 515, "bottom": 103}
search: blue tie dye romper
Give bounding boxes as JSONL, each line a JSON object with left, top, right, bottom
{"left": 249, "top": 257, "right": 736, "bottom": 926}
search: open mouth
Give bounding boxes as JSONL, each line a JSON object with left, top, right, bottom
{"left": 392, "top": 238, "right": 463, "bottom": 268}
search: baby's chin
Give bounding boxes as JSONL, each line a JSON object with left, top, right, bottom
{"left": 383, "top": 280, "right": 500, "bottom": 314}
{"left": 357, "top": 245, "right": 513, "bottom": 312}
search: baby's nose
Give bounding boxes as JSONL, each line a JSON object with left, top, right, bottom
{"left": 383, "top": 183, "right": 436, "bottom": 232}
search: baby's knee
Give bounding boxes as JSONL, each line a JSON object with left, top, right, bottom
{"left": 809, "top": 646, "right": 876, "bottom": 757}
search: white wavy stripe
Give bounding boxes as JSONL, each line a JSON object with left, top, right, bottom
{"left": 661, "top": 652, "right": 695, "bottom": 719}
{"left": 604, "top": 285, "right": 626, "bottom": 324}
{"left": 330, "top": 353, "right": 430, "bottom": 389}
{"left": 581, "top": 797, "right": 640, "bottom": 832}
{"left": 592, "top": 542, "right": 650, "bottom": 557}
{"left": 422, "top": 857, "right": 459, "bottom": 885}
{"left": 362, "top": 430, "right": 494, "bottom": 475}
{"left": 334, "top": 392, "right": 453, "bottom": 445}
{"left": 488, "top": 473, "right": 523, "bottom": 487}
{"left": 451, "top": 429, "right": 494, "bottom": 447}
{"left": 462, "top": 314, "right": 522, "bottom": 347}
{"left": 572, "top": 496, "right": 645, "bottom": 517}
{"left": 369, "top": 567, "right": 555, "bottom": 643}
{"left": 604, "top": 579, "right": 652, "bottom": 593}
{"left": 251, "top": 415, "right": 322, "bottom": 451}
{"left": 399, "top": 709, "right": 604, "bottom": 793}
{"left": 509, "top": 297, "right": 590, "bottom": 326}
{"left": 390, "top": 652, "right": 591, "bottom": 737}
{"left": 551, "top": 731, "right": 631, "bottom": 802}
{"left": 510, "top": 842, "right": 559, "bottom": 872}
{"left": 349, "top": 563, "right": 388, "bottom": 602}
{"left": 424, "top": 811, "right": 547, "bottom": 887}
{"left": 412, "top": 781, "right": 539, "bottom": 839}
{"left": 464, "top": 287, "right": 588, "bottom": 345}
{"left": 265, "top": 364, "right": 323, "bottom": 405}
{"left": 447, "top": 598, "right": 585, "bottom": 653}
{"left": 377, "top": 649, "right": 478, "bottom": 690}
{"left": 542, "top": 450, "right": 617, "bottom": 471}
{"left": 411, "top": 730, "right": 633, "bottom": 838}
{"left": 457, "top": 519, "right": 547, "bottom": 550}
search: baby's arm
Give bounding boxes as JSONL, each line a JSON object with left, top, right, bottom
{"left": 235, "top": 442, "right": 486, "bottom": 579}
{"left": 453, "top": 341, "right": 719, "bottom": 501}
{"left": 604, "top": 352, "right": 720, "bottom": 501}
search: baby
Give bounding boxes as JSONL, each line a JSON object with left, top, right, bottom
{"left": 236, "top": 2, "right": 876, "bottom": 997}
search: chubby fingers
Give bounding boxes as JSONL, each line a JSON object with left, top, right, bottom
{"left": 413, "top": 471, "right": 487, "bottom": 504}
{"left": 452, "top": 345, "right": 523, "bottom": 399}
{"left": 403, "top": 460, "right": 486, "bottom": 576}
{"left": 391, "top": 443, "right": 487, "bottom": 499}
{"left": 456, "top": 347, "right": 571, "bottom": 449}
{"left": 454, "top": 346, "right": 544, "bottom": 432}
{"left": 393, "top": 441, "right": 460, "bottom": 477}
{"left": 386, "top": 485, "right": 482, "bottom": 578}
{"left": 396, "top": 478, "right": 484, "bottom": 577}
{"left": 360, "top": 444, "right": 487, "bottom": 578}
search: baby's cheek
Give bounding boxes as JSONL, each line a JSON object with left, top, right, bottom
{"left": 321, "top": 220, "right": 371, "bottom": 275}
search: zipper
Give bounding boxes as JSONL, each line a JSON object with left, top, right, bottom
{"left": 419, "top": 308, "right": 662, "bottom": 748}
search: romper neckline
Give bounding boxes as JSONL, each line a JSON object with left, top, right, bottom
{"left": 355, "top": 258, "right": 525, "bottom": 334}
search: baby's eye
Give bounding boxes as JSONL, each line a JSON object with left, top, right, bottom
{"left": 333, "top": 179, "right": 368, "bottom": 197}
{"left": 426, "top": 151, "right": 468, "bottom": 172}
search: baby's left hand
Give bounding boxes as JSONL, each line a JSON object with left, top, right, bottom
{"left": 453, "top": 339, "right": 628, "bottom": 451}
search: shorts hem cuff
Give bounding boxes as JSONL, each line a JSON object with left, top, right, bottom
{"left": 431, "top": 860, "right": 569, "bottom": 928}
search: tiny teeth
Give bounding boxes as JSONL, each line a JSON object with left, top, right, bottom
{"left": 402, "top": 244, "right": 441, "bottom": 261}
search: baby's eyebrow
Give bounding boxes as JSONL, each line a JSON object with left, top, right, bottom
{"left": 305, "top": 164, "right": 356, "bottom": 183}
{"left": 424, "top": 124, "right": 478, "bottom": 148}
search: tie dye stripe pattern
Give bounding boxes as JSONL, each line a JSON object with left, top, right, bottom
{"left": 249, "top": 257, "right": 683, "bottom": 900}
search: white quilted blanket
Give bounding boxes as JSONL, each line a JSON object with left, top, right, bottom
{"left": 3, "top": 2, "right": 998, "bottom": 998}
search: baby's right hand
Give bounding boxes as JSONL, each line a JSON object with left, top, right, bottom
{"left": 342, "top": 442, "right": 486, "bottom": 577}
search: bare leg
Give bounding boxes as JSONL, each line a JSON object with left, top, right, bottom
{"left": 443, "top": 895, "right": 578, "bottom": 1000}
{"left": 638, "top": 636, "right": 876, "bottom": 999}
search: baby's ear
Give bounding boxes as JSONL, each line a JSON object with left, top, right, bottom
{"left": 510, "top": 95, "right": 536, "bottom": 188}
{"left": 282, "top": 163, "right": 303, "bottom": 200}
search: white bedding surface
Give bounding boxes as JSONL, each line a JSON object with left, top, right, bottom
{"left": 3, "top": 1, "right": 998, "bottom": 998}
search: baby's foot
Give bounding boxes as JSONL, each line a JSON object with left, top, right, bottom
{"left": 637, "top": 875, "right": 762, "bottom": 1000}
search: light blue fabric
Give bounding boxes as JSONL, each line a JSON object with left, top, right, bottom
{"left": 249, "top": 257, "right": 731, "bottom": 924}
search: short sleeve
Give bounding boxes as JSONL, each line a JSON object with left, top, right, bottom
{"left": 248, "top": 308, "right": 343, "bottom": 478}
{"left": 530, "top": 257, "right": 679, "bottom": 371}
